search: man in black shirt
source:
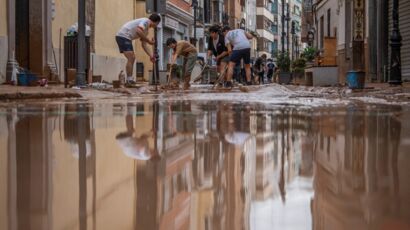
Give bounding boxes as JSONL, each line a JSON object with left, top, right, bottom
{"left": 207, "top": 25, "right": 230, "bottom": 76}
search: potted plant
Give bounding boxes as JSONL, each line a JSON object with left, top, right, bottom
{"left": 301, "top": 47, "right": 317, "bottom": 67}
{"left": 276, "top": 52, "right": 291, "bottom": 84}
{"left": 291, "top": 58, "right": 306, "bottom": 85}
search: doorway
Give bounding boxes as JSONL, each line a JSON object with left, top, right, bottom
{"left": 15, "top": 0, "right": 30, "bottom": 69}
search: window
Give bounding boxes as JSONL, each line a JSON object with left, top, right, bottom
{"left": 320, "top": 16, "right": 324, "bottom": 48}
{"left": 272, "top": 40, "right": 278, "bottom": 55}
{"left": 327, "top": 9, "right": 331, "bottom": 37}
{"left": 271, "top": 0, "right": 278, "bottom": 14}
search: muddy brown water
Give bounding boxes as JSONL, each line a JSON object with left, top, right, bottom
{"left": 0, "top": 101, "right": 409, "bottom": 230}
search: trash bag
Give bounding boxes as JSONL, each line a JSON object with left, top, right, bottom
{"left": 67, "top": 23, "right": 91, "bottom": 37}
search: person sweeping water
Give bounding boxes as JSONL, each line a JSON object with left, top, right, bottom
{"left": 222, "top": 26, "right": 257, "bottom": 89}
{"left": 115, "top": 14, "right": 161, "bottom": 84}
{"left": 166, "top": 38, "right": 198, "bottom": 90}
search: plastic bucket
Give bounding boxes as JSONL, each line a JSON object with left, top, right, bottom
{"left": 346, "top": 71, "right": 365, "bottom": 89}
{"left": 17, "top": 74, "right": 28, "bottom": 86}
{"left": 17, "top": 73, "right": 38, "bottom": 86}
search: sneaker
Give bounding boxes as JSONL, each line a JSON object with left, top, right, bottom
{"left": 246, "top": 81, "right": 252, "bottom": 86}
{"left": 224, "top": 81, "right": 233, "bottom": 89}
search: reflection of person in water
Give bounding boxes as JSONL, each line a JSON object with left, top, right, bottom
{"left": 64, "top": 104, "right": 92, "bottom": 159}
{"left": 116, "top": 110, "right": 160, "bottom": 161}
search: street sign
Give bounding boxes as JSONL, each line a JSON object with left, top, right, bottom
{"left": 146, "top": 0, "right": 166, "bottom": 14}
{"left": 164, "top": 17, "right": 179, "bottom": 30}
{"left": 192, "top": 28, "right": 204, "bottom": 38}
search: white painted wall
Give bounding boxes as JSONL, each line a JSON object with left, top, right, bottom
{"left": 316, "top": 0, "right": 339, "bottom": 38}
{"left": 337, "top": 0, "right": 346, "bottom": 49}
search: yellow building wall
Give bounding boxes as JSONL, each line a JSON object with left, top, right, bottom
{"left": 51, "top": 114, "right": 143, "bottom": 230}
{"left": 50, "top": 0, "right": 151, "bottom": 81}
{"left": 51, "top": 0, "right": 78, "bottom": 48}
{"left": 0, "top": 0, "right": 7, "bottom": 36}
{"left": 134, "top": 1, "right": 152, "bottom": 81}
{"left": 94, "top": 0, "right": 134, "bottom": 57}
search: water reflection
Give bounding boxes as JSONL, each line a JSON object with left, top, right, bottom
{"left": 0, "top": 102, "right": 409, "bottom": 230}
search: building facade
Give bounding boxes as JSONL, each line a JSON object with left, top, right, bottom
{"left": 256, "top": 0, "right": 277, "bottom": 58}
{"left": 304, "top": 0, "right": 410, "bottom": 83}
{"left": 0, "top": 0, "right": 158, "bottom": 83}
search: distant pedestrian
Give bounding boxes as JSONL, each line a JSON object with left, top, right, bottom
{"left": 266, "top": 58, "right": 276, "bottom": 83}
{"left": 116, "top": 14, "right": 161, "bottom": 84}
{"left": 166, "top": 38, "right": 198, "bottom": 90}
{"left": 222, "top": 26, "right": 257, "bottom": 88}
{"left": 254, "top": 54, "right": 267, "bottom": 84}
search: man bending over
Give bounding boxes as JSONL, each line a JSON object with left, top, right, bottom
{"left": 116, "top": 14, "right": 161, "bottom": 84}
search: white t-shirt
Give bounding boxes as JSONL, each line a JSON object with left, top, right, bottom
{"left": 116, "top": 18, "right": 150, "bottom": 41}
{"left": 225, "top": 29, "right": 251, "bottom": 50}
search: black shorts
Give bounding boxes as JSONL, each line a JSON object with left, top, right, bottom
{"left": 115, "top": 36, "right": 133, "bottom": 53}
{"left": 229, "top": 48, "right": 251, "bottom": 65}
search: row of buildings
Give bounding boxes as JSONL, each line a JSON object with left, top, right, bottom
{"left": 301, "top": 0, "right": 410, "bottom": 82}
{"left": 0, "top": 0, "right": 303, "bottom": 83}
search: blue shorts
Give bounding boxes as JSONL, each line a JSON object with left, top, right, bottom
{"left": 116, "top": 36, "right": 133, "bottom": 53}
{"left": 229, "top": 48, "right": 251, "bottom": 65}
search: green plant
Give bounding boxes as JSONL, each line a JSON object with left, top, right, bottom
{"left": 292, "top": 58, "right": 306, "bottom": 73}
{"left": 301, "top": 47, "right": 318, "bottom": 62}
{"left": 276, "top": 52, "right": 291, "bottom": 72}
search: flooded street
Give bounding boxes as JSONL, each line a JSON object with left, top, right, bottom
{"left": 0, "top": 100, "right": 410, "bottom": 230}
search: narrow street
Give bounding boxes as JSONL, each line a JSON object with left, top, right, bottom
{"left": 1, "top": 0, "right": 410, "bottom": 228}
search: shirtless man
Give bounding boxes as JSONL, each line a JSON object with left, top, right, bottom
{"left": 116, "top": 14, "right": 161, "bottom": 84}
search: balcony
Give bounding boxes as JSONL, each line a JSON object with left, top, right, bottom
{"left": 257, "top": 7, "right": 274, "bottom": 22}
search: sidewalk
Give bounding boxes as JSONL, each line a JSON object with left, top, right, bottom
{"left": 285, "top": 82, "right": 410, "bottom": 102}
{"left": 1, "top": 82, "right": 410, "bottom": 103}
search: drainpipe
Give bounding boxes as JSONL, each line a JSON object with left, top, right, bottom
{"left": 76, "top": 0, "right": 86, "bottom": 86}
{"left": 6, "top": 0, "right": 18, "bottom": 83}
{"left": 388, "top": 0, "right": 402, "bottom": 85}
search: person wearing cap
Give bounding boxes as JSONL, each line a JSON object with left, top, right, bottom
{"left": 207, "top": 25, "right": 230, "bottom": 76}
{"left": 222, "top": 26, "right": 256, "bottom": 88}
{"left": 166, "top": 38, "right": 198, "bottom": 90}
{"left": 116, "top": 14, "right": 161, "bottom": 84}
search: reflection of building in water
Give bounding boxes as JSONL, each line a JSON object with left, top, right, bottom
{"left": 267, "top": 109, "right": 311, "bottom": 201}
{"left": 253, "top": 113, "right": 276, "bottom": 200}
{"left": 135, "top": 102, "right": 195, "bottom": 230}
{"left": 312, "top": 107, "right": 410, "bottom": 230}
{"left": 189, "top": 103, "right": 257, "bottom": 230}
{"left": 4, "top": 106, "right": 58, "bottom": 229}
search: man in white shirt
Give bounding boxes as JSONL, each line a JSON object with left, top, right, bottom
{"left": 222, "top": 26, "right": 256, "bottom": 88}
{"left": 116, "top": 14, "right": 161, "bottom": 84}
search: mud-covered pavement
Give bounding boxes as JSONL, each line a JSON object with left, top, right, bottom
{"left": 1, "top": 83, "right": 410, "bottom": 106}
